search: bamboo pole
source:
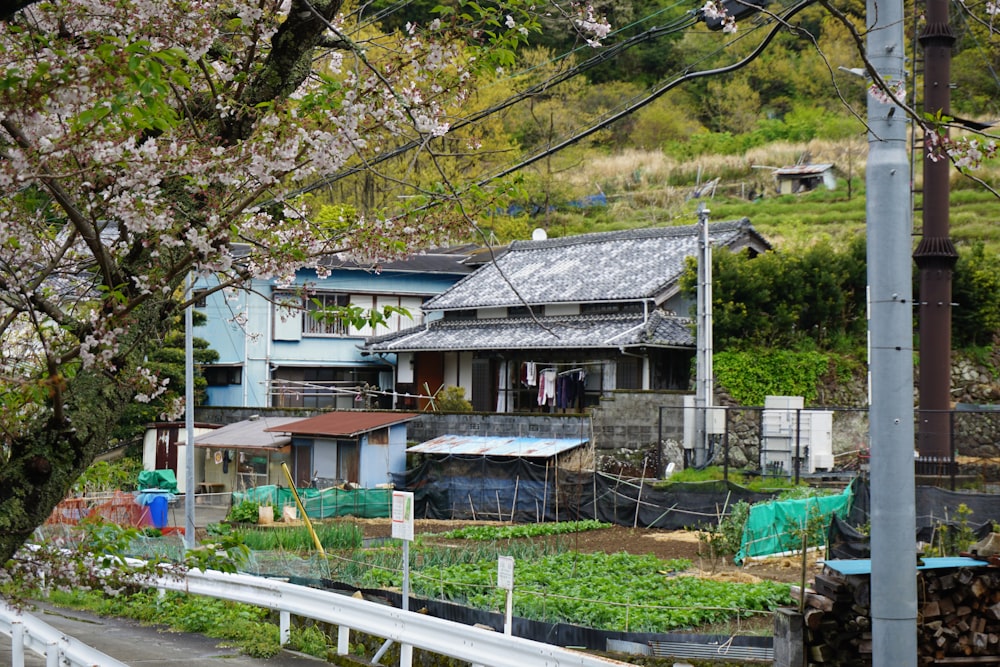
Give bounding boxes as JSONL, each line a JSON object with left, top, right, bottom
{"left": 541, "top": 461, "right": 549, "bottom": 521}
{"left": 281, "top": 463, "right": 325, "bottom": 556}
{"left": 511, "top": 476, "right": 520, "bottom": 524}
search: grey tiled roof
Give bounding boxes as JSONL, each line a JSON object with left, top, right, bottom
{"left": 422, "top": 219, "right": 765, "bottom": 310}
{"left": 365, "top": 310, "right": 693, "bottom": 352}
{"left": 316, "top": 250, "right": 477, "bottom": 275}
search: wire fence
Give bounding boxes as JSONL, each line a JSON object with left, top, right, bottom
{"left": 664, "top": 404, "right": 1000, "bottom": 489}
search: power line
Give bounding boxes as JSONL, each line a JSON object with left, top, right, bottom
{"left": 276, "top": 11, "right": 702, "bottom": 202}
{"left": 477, "top": 0, "right": 820, "bottom": 184}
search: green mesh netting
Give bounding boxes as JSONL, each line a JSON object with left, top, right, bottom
{"left": 232, "top": 485, "right": 392, "bottom": 519}
{"left": 735, "top": 483, "right": 854, "bottom": 564}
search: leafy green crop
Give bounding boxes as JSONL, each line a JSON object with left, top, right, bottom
{"left": 351, "top": 549, "right": 790, "bottom": 633}
{"left": 436, "top": 520, "right": 610, "bottom": 540}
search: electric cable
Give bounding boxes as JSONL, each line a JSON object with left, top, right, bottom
{"left": 477, "top": 0, "right": 819, "bottom": 185}
{"left": 277, "top": 11, "right": 703, "bottom": 201}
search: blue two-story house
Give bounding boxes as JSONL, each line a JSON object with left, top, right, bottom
{"left": 194, "top": 249, "right": 480, "bottom": 409}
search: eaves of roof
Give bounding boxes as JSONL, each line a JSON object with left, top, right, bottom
{"left": 364, "top": 310, "right": 694, "bottom": 353}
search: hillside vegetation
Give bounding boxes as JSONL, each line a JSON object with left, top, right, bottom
{"left": 314, "top": 0, "right": 1000, "bottom": 399}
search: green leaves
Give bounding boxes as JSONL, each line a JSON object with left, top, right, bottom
{"left": 72, "top": 40, "right": 189, "bottom": 135}
{"left": 419, "top": 550, "right": 787, "bottom": 632}
{"left": 438, "top": 519, "right": 610, "bottom": 540}
{"left": 714, "top": 349, "right": 837, "bottom": 406}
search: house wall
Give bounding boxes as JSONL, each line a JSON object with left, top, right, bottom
{"left": 141, "top": 424, "right": 217, "bottom": 493}
{"left": 359, "top": 423, "right": 408, "bottom": 487}
{"left": 195, "top": 268, "right": 462, "bottom": 408}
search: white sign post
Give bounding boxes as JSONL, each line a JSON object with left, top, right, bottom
{"left": 392, "top": 491, "right": 415, "bottom": 667}
{"left": 498, "top": 555, "right": 514, "bottom": 636}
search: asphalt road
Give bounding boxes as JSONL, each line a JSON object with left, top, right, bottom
{"left": 3, "top": 499, "right": 327, "bottom": 666}
{"left": 1, "top": 600, "right": 327, "bottom": 666}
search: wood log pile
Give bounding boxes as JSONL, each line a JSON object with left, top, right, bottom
{"left": 792, "top": 564, "right": 1000, "bottom": 666}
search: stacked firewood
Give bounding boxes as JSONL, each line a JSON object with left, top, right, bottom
{"left": 792, "top": 564, "right": 1000, "bottom": 666}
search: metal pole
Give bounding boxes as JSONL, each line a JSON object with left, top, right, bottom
{"left": 695, "top": 204, "right": 713, "bottom": 467}
{"left": 915, "top": 0, "right": 957, "bottom": 460}
{"left": 184, "top": 271, "right": 196, "bottom": 550}
{"left": 794, "top": 407, "right": 801, "bottom": 485}
{"left": 866, "top": 0, "right": 918, "bottom": 660}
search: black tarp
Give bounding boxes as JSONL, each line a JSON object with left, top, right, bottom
{"left": 848, "top": 476, "right": 1000, "bottom": 542}
{"left": 394, "top": 455, "right": 775, "bottom": 529}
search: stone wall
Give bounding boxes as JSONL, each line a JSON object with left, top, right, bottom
{"left": 193, "top": 353, "right": 1000, "bottom": 479}
{"left": 405, "top": 412, "right": 592, "bottom": 443}
{"left": 393, "top": 390, "right": 688, "bottom": 477}
{"left": 588, "top": 390, "right": 687, "bottom": 475}
{"left": 195, "top": 390, "right": 689, "bottom": 476}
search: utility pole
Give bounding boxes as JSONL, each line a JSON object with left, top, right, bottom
{"left": 915, "top": 0, "right": 958, "bottom": 461}
{"left": 866, "top": 0, "right": 918, "bottom": 663}
{"left": 695, "top": 203, "right": 713, "bottom": 468}
{"left": 185, "top": 272, "right": 196, "bottom": 550}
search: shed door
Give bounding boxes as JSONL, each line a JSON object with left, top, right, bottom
{"left": 155, "top": 425, "right": 179, "bottom": 471}
{"left": 293, "top": 444, "right": 312, "bottom": 487}
{"left": 338, "top": 441, "right": 359, "bottom": 483}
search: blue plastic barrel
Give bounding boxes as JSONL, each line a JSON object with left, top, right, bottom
{"left": 149, "top": 495, "right": 168, "bottom": 528}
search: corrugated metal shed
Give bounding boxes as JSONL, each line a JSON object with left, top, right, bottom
{"left": 407, "top": 434, "right": 588, "bottom": 458}
{"left": 193, "top": 416, "right": 301, "bottom": 450}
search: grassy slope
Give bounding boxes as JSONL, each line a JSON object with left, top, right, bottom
{"left": 525, "top": 143, "right": 1000, "bottom": 255}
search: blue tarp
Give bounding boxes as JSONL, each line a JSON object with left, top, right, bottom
{"left": 824, "top": 557, "right": 987, "bottom": 576}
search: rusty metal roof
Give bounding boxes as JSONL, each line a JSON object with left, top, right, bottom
{"left": 774, "top": 163, "right": 834, "bottom": 177}
{"left": 407, "top": 434, "right": 588, "bottom": 458}
{"left": 266, "top": 411, "right": 420, "bottom": 438}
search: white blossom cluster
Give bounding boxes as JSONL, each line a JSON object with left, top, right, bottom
{"left": 573, "top": 4, "right": 613, "bottom": 46}
{"left": 926, "top": 131, "right": 999, "bottom": 170}
{"left": 700, "top": 0, "right": 738, "bottom": 33}
{"left": 0, "top": 0, "right": 525, "bottom": 415}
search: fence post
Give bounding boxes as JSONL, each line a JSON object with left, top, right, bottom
{"left": 949, "top": 410, "right": 956, "bottom": 492}
{"left": 794, "top": 407, "right": 802, "bottom": 485}
{"left": 337, "top": 624, "right": 350, "bottom": 655}
{"left": 280, "top": 610, "right": 290, "bottom": 645}
{"left": 11, "top": 620, "right": 24, "bottom": 667}
{"left": 45, "top": 640, "right": 58, "bottom": 667}
{"left": 723, "top": 406, "right": 730, "bottom": 483}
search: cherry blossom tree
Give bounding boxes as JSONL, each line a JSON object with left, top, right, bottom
{"left": 0, "top": 0, "right": 610, "bottom": 564}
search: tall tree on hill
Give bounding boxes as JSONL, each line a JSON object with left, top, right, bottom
{"left": 0, "top": 0, "right": 612, "bottom": 565}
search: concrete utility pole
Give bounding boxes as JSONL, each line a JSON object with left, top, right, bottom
{"left": 915, "top": 0, "right": 958, "bottom": 461}
{"left": 185, "top": 272, "right": 196, "bottom": 550}
{"left": 866, "top": 0, "right": 918, "bottom": 663}
{"left": 694, "top": 203, "right": 713, "bottom": 468}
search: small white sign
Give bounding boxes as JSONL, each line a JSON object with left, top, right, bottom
{"left": 497, "top": 555, "right": 514, "bottom": 591}
{"left": 391, "top": 491, "right": 414, "bottom": 541}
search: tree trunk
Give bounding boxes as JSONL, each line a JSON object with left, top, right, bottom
{"left": 0, "top": 369, "right": 139, "bottom": 563}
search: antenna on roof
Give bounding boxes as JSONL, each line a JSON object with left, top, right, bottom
{"left": 531, "top": 228, "right": 547, "bottom": 241}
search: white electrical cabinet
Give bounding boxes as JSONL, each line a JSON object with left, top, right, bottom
{"left": 760, "top": 395, "right": 834, "bottom": 476}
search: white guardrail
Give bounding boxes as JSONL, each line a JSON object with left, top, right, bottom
{"left": 152, "top": 569, "right": 630, "bottom": 667}
{"left": 4, "top": 568, "right": 632, "bottom": 667}
{"left": 1, "top": 601, "right": 130, "bottom": 667}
